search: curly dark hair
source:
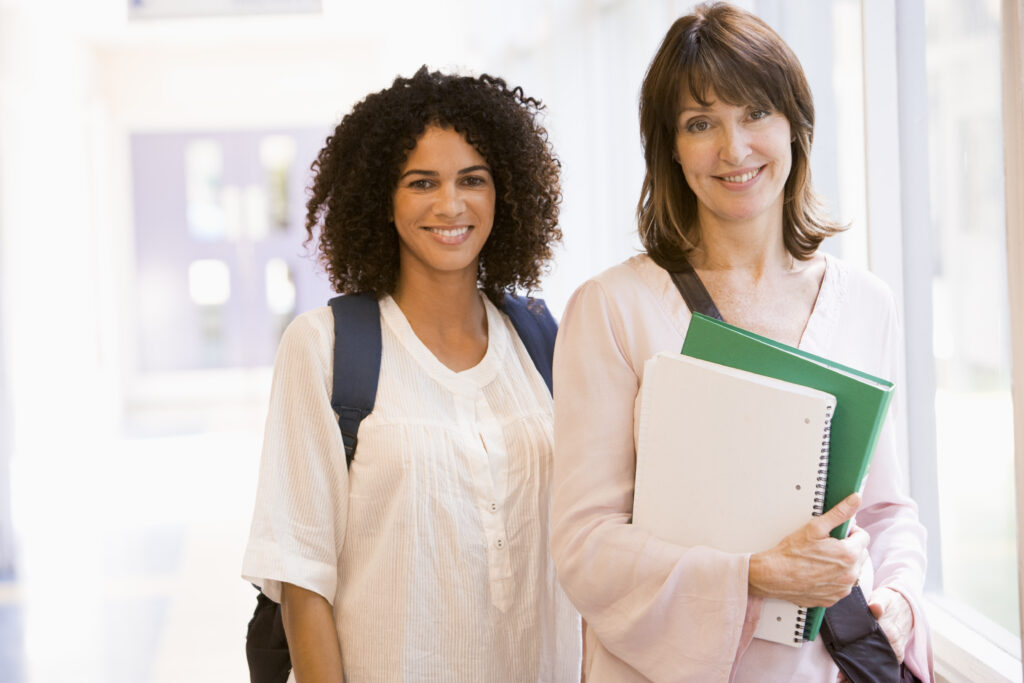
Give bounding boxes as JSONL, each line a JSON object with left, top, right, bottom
{"left": 305, "top": 66, "right": 562, "bottom": 304}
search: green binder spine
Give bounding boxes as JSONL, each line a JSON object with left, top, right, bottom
{"left": 679, "top": 313, "right": 894, "bottom": 641}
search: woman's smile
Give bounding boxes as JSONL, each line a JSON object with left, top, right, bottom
{"left": 422, "top": 224, "right": 474, "bottom": 244}
{"left": 715, "top": 165, "right": 765, "bottom": 186}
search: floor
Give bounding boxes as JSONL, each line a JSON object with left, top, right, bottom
{"left": 0, "top": 427, "right": 263, "bottom": 683}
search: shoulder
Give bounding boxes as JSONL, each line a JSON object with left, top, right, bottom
{"left": 585, "top": 254, "right": 661, "bottom": 293}
{"left": 828, "top": 254, "right": 898, "bottom": 312}
{"left": 274, "top": 306, "right": 335, "bottom": 374}
{"left": 824, "top": 255, "right": 901, "bottom": 346}
{"left": 280, "top": 306, "right": 334, "bottom": 348}
{"left": 568, "top": 255, "right": 663, "bottom": 309}
{"left": 565, "top": 254, "right": 688, "bottom": 337}
{"left": 817, "top": 254, "right": 903, "bottom": 375}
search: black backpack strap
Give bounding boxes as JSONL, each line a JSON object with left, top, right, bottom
{"left": 328, "top": 293, "right": 382, "bottom": 468}
{"left": 667, "top": 256, "right": 724, "bottom": 321}
{"left": 501, "top": 294, "right": 557, "bottom": 395}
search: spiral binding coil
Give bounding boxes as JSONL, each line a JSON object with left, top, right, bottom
{"left": 812, "top": 404, "right": 834, "bottom": 516}
{"left": 793, "top": 608, "right": 808, "bottom": 643}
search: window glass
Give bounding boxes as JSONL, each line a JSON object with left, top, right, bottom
{"left": 925, "top": 0, "right": 1019, "bottom": 636}
{"left": 131, "top": 128, "right": 332, "bottom": 372}
{"left": 184, "top": 140, "right": 226, "bottom": 242}
{"left": 260, "top": 135, "right": 297, "bottom": 232}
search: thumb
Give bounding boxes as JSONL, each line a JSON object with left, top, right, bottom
{"left": 814, "top": 493, "right": 861, "bottom": 537}
{"left": 868, "top": 600, "right": 884, "bottom": 620}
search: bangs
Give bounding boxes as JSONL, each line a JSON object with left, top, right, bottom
{"left": 680, "top": 46, "right": 783, "bottom": 113}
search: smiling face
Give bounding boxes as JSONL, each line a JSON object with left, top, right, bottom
{"left": 391, "top": 125, "right": 496, "bottom": 285}
{"left": 674, "top": 89, "right": 793, "bottom": 231}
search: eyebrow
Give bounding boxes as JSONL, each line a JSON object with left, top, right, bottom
{"left": 679, "top": 104, "right": 715, "bottom": 115}
{"left": 399, "top": 165, "right": 491, "bottom": 180}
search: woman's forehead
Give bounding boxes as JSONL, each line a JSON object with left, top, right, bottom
{"left": 678, "top": 72, "right": 774, "bottom": 110}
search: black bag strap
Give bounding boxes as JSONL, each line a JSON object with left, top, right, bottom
{"left": 328, "top": 293, "right": 382, "bottom": 468}
{"left": 501, "top": 294, "right": 557, "bottom": 395}
{"left": 245, "top": 591, "right": 291, "bottom": 683}
{"left": 667, "top": 257, "right": 724, "bottom": 321}
{"left": 820, "top": 585, "right": 903, "bottom": 682}
{"left": 664, "top": 258, "right": 908, "bottom": 682}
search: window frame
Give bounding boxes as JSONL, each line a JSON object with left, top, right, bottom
{"left": 1001, "top": 0, "right": 1024, "bottom": 665}
{"left": 868, "top": 0, "right": 1024, "bottom": 678}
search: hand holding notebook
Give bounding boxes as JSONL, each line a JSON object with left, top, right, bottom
{"left": 748, "top": 492, "right": 869, "bottom": 607}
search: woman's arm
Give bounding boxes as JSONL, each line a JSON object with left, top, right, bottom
{"left": 242, "top": 311, "right": 352, "bottom": 676}
{"left": 552, "top": 279, "right": 750, "bottom": 681}
{"left": 281, "top": 582, "right": 343, "bottom": 683}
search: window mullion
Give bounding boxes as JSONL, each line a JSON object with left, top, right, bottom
{"left": 1000, "top": 0, "right": 1024, "bottom": 662}
{"left": 892, "top": 0, "right": 944, "bottom": 593}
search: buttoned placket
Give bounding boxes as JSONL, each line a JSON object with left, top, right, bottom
{"left": 454, "top": 390, "right": 514, "bottom": 612}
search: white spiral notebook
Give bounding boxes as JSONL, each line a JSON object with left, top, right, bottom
{"left": 632, "top": 352, "right": 835, "bottom": 647}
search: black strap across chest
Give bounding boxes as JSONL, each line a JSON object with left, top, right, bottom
{"left": 667, "top": 257, "right": 724, "bottom": 321}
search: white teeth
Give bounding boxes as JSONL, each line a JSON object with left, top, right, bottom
{"left": 721, "top": 169, "right": 759, "bottom": 183}
{"left": 427, "top": 226, "right": 470, "bottom": 236}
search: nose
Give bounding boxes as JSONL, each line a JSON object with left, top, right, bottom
{"left": 434, "top": 182, "right": 465, "bottom": 218}
{"left": 719, "top": 123, "right": 751, "bottom": 165}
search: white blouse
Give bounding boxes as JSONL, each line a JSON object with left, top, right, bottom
{"left": 242, "top": 294, "right": 581, "bottom": 682}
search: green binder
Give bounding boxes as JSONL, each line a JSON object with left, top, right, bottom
{"left": 679, "top": 312, "right": 894, "bottom": 641}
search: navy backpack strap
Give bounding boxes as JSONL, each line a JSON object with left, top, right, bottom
{"left": 501, "top": 294, "right": 557, "bottom": 395}
{"left": 328, "top": 293, "right": 382, "bottom": 468}
{"left": 245, "top": 293, "right": 381, "bottom": 683}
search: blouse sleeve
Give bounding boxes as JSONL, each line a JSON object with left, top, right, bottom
{"left": 855, "top": 294, "right": 933, "bottom": 679}
{"left": 550, "top": 279, "right": 751, "bottom": 681}
{"left": 241, "top": 310, "right": 349, "bottom": 605}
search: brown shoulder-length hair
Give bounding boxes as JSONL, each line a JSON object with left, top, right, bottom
{"left": 637, "top": 1, "right": 843, "bottom": 268}
{"left": 305, "top": 66, "right": 561, "bottom": 305}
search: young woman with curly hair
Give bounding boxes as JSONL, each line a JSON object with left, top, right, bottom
{"left": 243, "top": 67, "right": 580, "bottom": 682}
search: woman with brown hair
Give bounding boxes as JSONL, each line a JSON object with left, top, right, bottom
{"left": 551, "top": 3, "right": 931, "bottom": 681}
{"left": 243, "top": 67, "right": 580, "bottom": 682}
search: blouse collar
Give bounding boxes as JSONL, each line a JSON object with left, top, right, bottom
{"left": 379, "top": 293, "right": 509, "bottom": 396}
{"left": 797, "top": 251, "right": 845, "bottom": 355}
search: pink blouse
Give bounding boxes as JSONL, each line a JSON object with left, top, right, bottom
{"left": 551, "top": 254, "right": 933, "bottom": 682}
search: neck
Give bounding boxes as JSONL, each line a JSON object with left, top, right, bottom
{"left": 391, "top": 264, "right": 486, "bottom": 334}
{"left": 691, "top": 208, "right": 792, "bottom": 277}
